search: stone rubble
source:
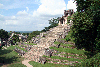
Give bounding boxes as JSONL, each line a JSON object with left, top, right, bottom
{"left": 14, "top": 47, "right": 25, "bottom": 56}
{"left": 23, "top": 24, "right": 83, "bottom": 65}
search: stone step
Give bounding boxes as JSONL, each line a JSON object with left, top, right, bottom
{"left": 23, "top": 24, "right": 73, "bottom": 64}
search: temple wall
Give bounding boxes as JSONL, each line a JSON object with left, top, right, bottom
{"left": 58, "top": 9, "right": 74, "bottom": 26}
{"left": 64, "top": 17, "right": 67, "bottom": 24}
{"left": 58, "top": 21, "right": 61, "bottom": 25}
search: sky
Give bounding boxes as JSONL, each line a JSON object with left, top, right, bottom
{"left": 0, "top": 0, "right": 77, "bottom": 31}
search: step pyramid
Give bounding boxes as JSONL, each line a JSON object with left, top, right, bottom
{"left": 23, "top": 24, "right": 73, "bottom": 63}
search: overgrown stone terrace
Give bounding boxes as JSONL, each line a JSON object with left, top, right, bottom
{"left": 13, "top": 42, "right": 34, "bottom": 56}
{"left": 13, "top": 23, "right": 86, "bottom": 66}
{"left": 23, "top": 23, "right": 79, "bottom": 63}
{"left": 14, "top": 47, "right": 25, "bottom": 56}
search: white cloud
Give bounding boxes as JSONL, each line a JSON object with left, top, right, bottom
{"left": 67, "top": 0, "right": 77, "bottom": 12}
{"left": 0, "top": 14, "right": 5, "bottom": 21}
{"left": 33, "top": 0, "right": 66, "bottom": 16}
{"left": 0, "top": 0, "right": 68, "bottom": 31}
{"left": 5, "top": 20, "right": 18, "bottom": 25}
{"left": 26, "top": 7, "right": 29, "bottom": 12}
{"left": 0, "top": 3, "right": 4, "bottom": 9}
{"left": 17, "top": 10, "right": 28, "bottom": 16}
{"left": 17, "top": 7, "right": 29, "bottom": 16}
{"left": 1, "top": 0, "right": 41, "bottom": 10}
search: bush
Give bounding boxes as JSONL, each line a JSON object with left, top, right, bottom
{"left": 65, "top": 37, "right": 71, "bottom": 42}
{"left": 0, "top": 46, "right": 2, "bottom": 49}
{"left": 75, "top": 53, "right": 100, "bottom": 67}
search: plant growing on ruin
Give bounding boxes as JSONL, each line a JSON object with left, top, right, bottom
{"left": 71, "top": 0, "right": 100, "bottom": 56}
{"left": 67, "top": 16, "right": 71, "bottom": 23}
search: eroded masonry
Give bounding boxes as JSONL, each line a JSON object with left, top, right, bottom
{"left": 22, "top": 9, "right": 76, "bottom": 65}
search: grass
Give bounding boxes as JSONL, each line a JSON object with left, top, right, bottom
{"left": 37, "top": 37, "right": 39, "bottom": 38}
{"left": 60, "top": 43, "right": 74, "bottom": 47}
{"left": 53, "top": 53, "right": 86, "bottom": 59}
{"left": 54, "top": 41, "right": 60, "bottom": 44}
{"left": 54, "top": 53, "right": 61, "bottom": 54}
{"left": 49, "top": 47, "right": 86, "bottom": 55}
{"left": 3, "top": 45, "right": 27, "bottom": 52}
{"left": 0, "top": 45, "right": 26, "bottom": 67}
{"left": 44, "top": 34, "right": 47, "bottom": 35}
{"left": 7, "top": 63, "right": 27, "bottom": 67}
{"left": 61, "top": 39, "right": 66, "bottom": 40}
{"left": 21, "top": 45, "right": 27, "bottom": 47}
{"left": 54, "top": 41, "right": 74, "bottom": 48}
{"left": 25, "top": 43, "right": 37, "bottom": 45}
{"left": 17, "top": 46, "right": 27, "bottom": 52}
{"left": 42, "top": 55, "right": 84, "bottom": 62}
{"left": 41, "top": 37, "right": 45, "bottom": 38}
{"left": 29, "top": 61, "right": 71, "bottom": 67}
{"left": 60, "top": 54, "right": 86, "bottom": 59}
{"left": 53, "top": 61, "right": 59, "bottom": 62}
{"left": 0, "top": 28, "right": 92, "bottom": 67}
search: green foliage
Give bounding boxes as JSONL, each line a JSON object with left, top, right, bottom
{"left": 19, "top": 39, "right": 22, "bottom": 41}
{"left": 41, "top": 17, "right": 60, "bottom": 32}
{"left": 54, "top": 41, "right": 60, "bottom": 44}
{"left": 75, "top": 53, "right": 100, "bottom": 67}
{"left": 0, "top": 29, "right": 9, "bottom": 39}
{"left": 0, "top": 46, "right": 2, "bottom": 49}
{"left": 65, "top": 38, "right": 71, "bottom": 42}
{"left": 67, "top": 16, "right": 71, "bottom": 23}
{"left": 11, "top": 35, "right": 20, "bottom": 43}
{"left": 27, "top": 17, "right": 60, "bottom": 40}
{"left": 27, "top": 31, "right": 41, "bottom": 41}
{"left": 22, "top": 33, "right": 29, "bottom": 36}
{"left": 15, "top": 32, "right": 21, "bottom": 34}
{"left": 48, "top": 17, "right": 59, "bottom": 27}
{"left": 8, "top": 31, "right": 12, "bottom": 37}
{"left": 65, "top": 29, "right": 74, "bottom": 42}
{"left": 71, "top": 0, "right": 100, "bottom": 56}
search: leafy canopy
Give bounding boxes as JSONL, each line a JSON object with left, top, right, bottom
{"left": 11, "top": 35, "right": 20, "bottom": 43}
{"left": 71, "top": 0, "right": 100, "bottom": 55}
{"left": 0, "top": 29, "right": 9, "bottom": 39}
{"left": 41, "top": 17, "right": 60, "bottom": 32}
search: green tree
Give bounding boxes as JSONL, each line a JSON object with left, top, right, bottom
{"left": 75, "top": 53, "right": 100, "bottom": 67}
{"left": 71, "top": 0, "right": 100, "bottom": 56}
{"left": 41, "top": 17, "right": 60, "bottom": 32}
{"left": 27, "top": 31, "right": 41, "bottom": 41}
{"left": 15, "top": 32, "right": 21, "bottom": 34}
{"left": 48, "top": 17, "right": 59, "bottom": 27}
{"left": 22, "top": 33, "right": 29, "bottom": 36}
{"left": 0, "top": 29, "right": 9, "bottom": 47}
{"left": 11, "top": 35, "right": 20, "bottom": 44}
{"left": 67, "top": 16, "right": 71, "bottom": 23}
{"left": 8, "top": 31, "right": 12, "bottom": 37}
{"left": 0, "top": 29, "right": 9, "bottom": 39}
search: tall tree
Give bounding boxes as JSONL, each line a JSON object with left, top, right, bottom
{"left": 0, "top": 29, "right": 9, "bottom": 39}
{"left": 48, "top": 17, "right": 60, "bottom": 27}
{"left": 41, "top": 17, "right": 60, "bottom": 32}
{"left": 71, "top": 0, "right": 100, "bottom": 56}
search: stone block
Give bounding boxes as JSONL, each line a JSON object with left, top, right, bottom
{"left": 38, "top": 57, "right": 46, "bottom": 64}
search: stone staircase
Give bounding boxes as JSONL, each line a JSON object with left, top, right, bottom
{"left": 23, "top": 45, "right": 46, "bottom": 62}
{"left": 23, "top": 24, "right": 73, "bottom": 64}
